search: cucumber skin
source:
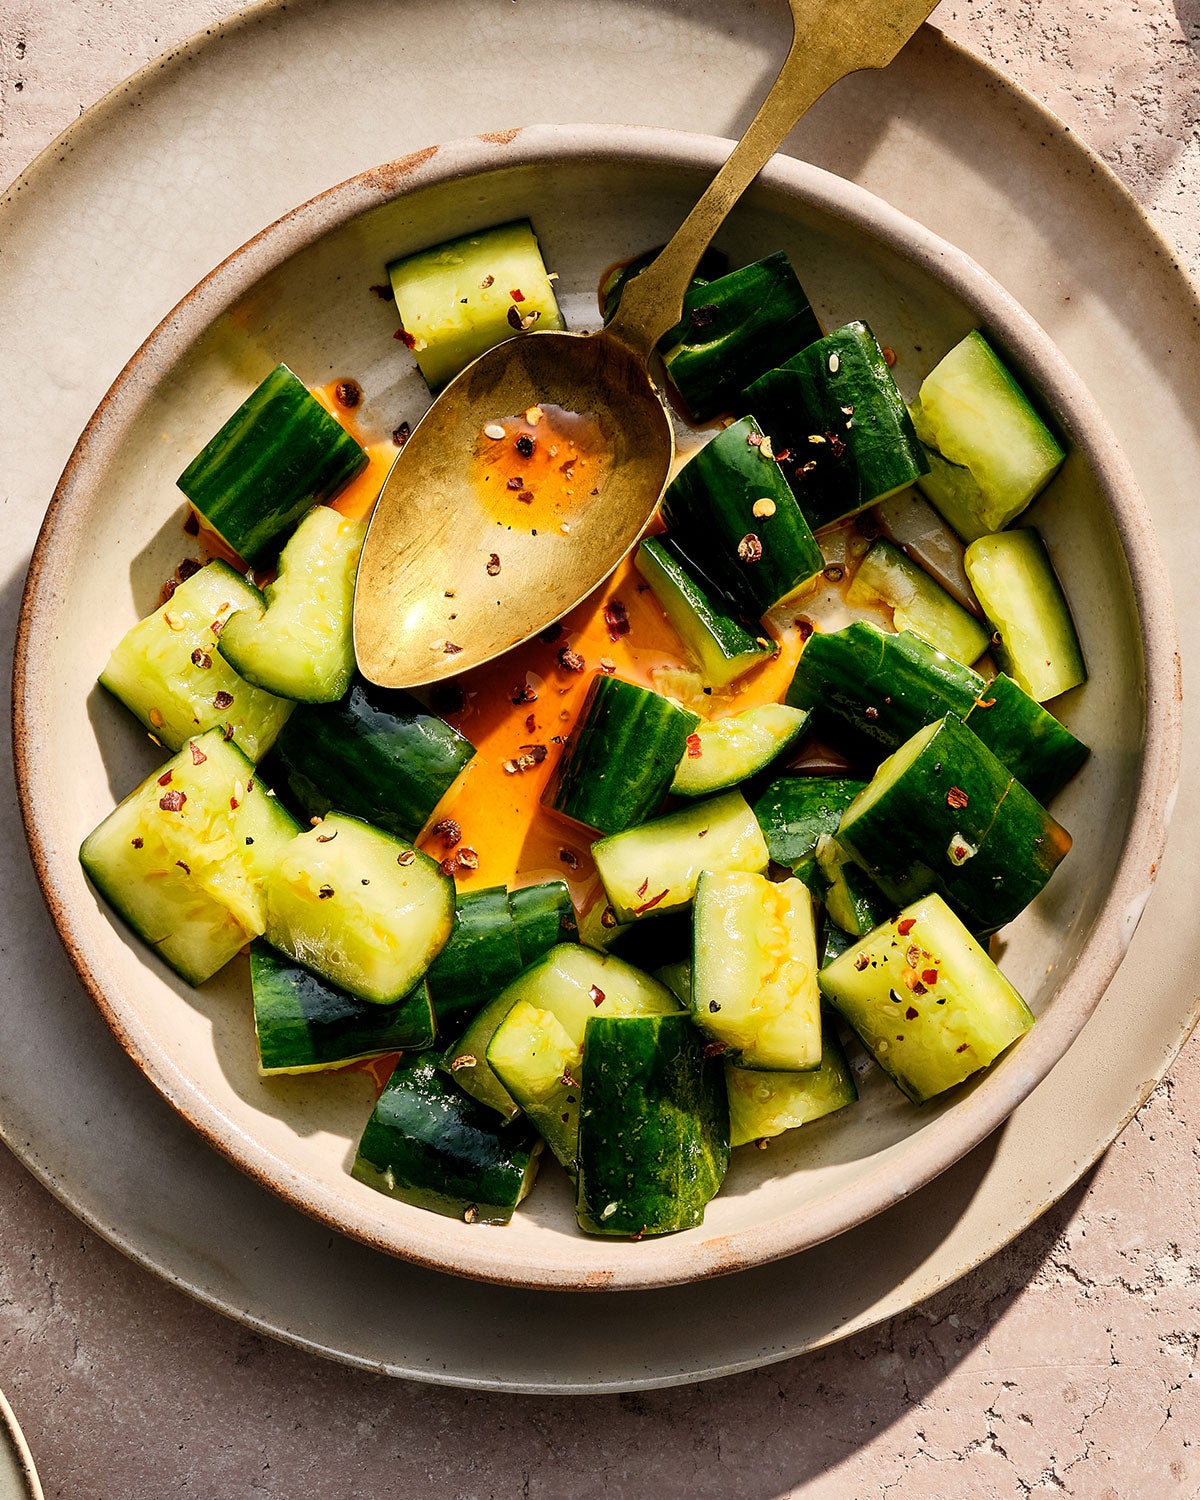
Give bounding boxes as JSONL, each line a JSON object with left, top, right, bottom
{"left": 425, "top": 886, "right": 525, "bottom": 1035}
{"left": 600, "top": 244, "right": 729, "bottom": 330}
{"left": 838, "top": 715, "right": 1072, "bottom": 934}
{"left": 177, "top": 364, "right": 367, "bottom": 567}
{"left": 250, "top": 941, "right": 434, "bottom": 1073}
{"left": 635, "top": 537, "right": 770, "bottom": 690}
{"left": 659, "top": 252, "right": 822, "bottom": 422}
{"left": 544, "top": 675, "right": 700, "bottom": 836}
{"left": 669, "top": 705, "right": 810, "bottom": 799}
{"left": 509, "top": 880, "right": 579, "bottom": 966}
{"left": 752, "top": 777, "right": 866, "bottom": 886}
{"left": 661, "top": 416, "right": 825, "bottom": 619}
{"left": 269, "top": 680, "right": 475, "bottom": 843}
{"left": 352, "top": 1053, "right": 540, "bottom": 1224}
{"left": 743, "top": 320, "right": 928, "bottom": 532}
{"left": 964, "top": 674, "right": 1088, "bottom": 803}
{"left": 576, "top": 1014, "right": 729, "bottom": 1237}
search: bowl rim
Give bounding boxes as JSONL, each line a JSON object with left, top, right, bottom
{"left": 12, "top": 121, "right": 1183, "bottom": 1292}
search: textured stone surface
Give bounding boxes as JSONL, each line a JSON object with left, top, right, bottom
{"left": 3, "top": 2, "right": 1200, "bottom": 1496}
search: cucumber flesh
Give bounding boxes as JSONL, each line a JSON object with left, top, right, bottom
{"left": 592, "top": 790, "right": 770, "bottom": 924}
{"left": 964, "top": 529, "right": 1086, "bottom": 702}
{"left": 100, "top": 560, "right": 294, "bottom": 762}
{"left": 872, "top": 489, "right": 982, "bottom": 617}
{"left": 669, "top": 704, "right": 809, "bottom": 798}
{"left": 218, "top": 505, "right": 364, "bottom": 703}
{"left": 486, "top": 1000, "right": 582, "bottom": 1172}
{"left": 814, "top": 834, "right": 894, "bottom": 937}
{"left": 388, "top": 220, "right": 565, "bottom": 393}
{"left": 846, "top": 539, "right": 990, "bottom": 667}
{"left": 751, "top": 776, "right": 866, "bottom": 887}
{"left": 726, "top": 1027, "right": 858, "bottom": 1147}
{"left": 265, "top": 813, "right": 455, "bottom": 1004}
{"left": 819, "top": 894, "right": 1034, "bottom": 1103}
{"left": 910, "top": 332, "right": 1065, "bottom": 541}
{"left": 691, "top": 870, "right": 822, "bottom": 1071}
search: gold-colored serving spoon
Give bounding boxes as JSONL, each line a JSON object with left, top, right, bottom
{"left": 353, "top": 0, "right": 940, "bottom": 689}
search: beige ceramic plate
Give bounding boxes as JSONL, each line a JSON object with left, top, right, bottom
{"left": 14, "top": 123, "right": 1180, "bottom": 1291}
{"left": 0, "top": 1394, "right": 43, "bottom": 1500}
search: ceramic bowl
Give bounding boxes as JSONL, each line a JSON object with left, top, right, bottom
{"left": 13, "top": 124, "right": 1180, "bottom": 1291}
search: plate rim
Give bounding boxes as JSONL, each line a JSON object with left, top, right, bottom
{"left": 0, "top": 1391, "right": 44, "bottom": 1500}
{"left": 11, "top": 119, "right": 1183, "bottom": 1292}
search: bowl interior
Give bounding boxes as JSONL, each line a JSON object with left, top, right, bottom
{"left": 16, "top": 127, "right": 1168, "bottom": 1290}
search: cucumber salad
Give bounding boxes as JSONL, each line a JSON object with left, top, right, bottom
{"left": 80, "top": 219, "right": 1087, "bottom": 1239}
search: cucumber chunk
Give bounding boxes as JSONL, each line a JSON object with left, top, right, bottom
{"left": 846, "top": 538, "right": 990, "bottom": 667}
{"left": 751, "top": 776, "right": 865, "bottom": 887}
{"left": 387, "top": 220, "right": 565, "bottom": 392}
{"left": 509, "top": 880, "right": 579, "bottom": 965}
{"left": 265, "top": 813, "right": 454, "bottom": 1004}
{"left": 250, "top": 941, "right": 434, "bottom": 1074}
{"left": 872, "top": 488, "right": 982, "bottom": 617}
{"left": 819, "top": 895, "right": 1034, "bottom": 1103}
{"left": 634, "top": 536, "right": 771, "bottom": 689}
{"left": 592, "top": 790, "right": 770, "bottom": 924}
{"left": 726, "top": 1028, "right": 858, "bottom": 1147}
{"left": 669, "top": 704, "right": 809, "bottom": 798}
{"left": 543, "top": 674, "right": 699, "bottom": 835}
{"left": 425, "top": 885, "right": 525, "bottom": 1035}
{"left": 657, "top": 252, "right": 822, "bottom": 421}
{"left": 814, "top": 834, "right": 894, "bottom": 937}
{"left": 743, "top": 320, "right": 927, "bottom": 531}
{"left": 600, "top": 244, "right": 729, "bottom": 328}
{"left": 837, "top": 715, "right": 1072, "bottom": 934}
{"left": 964, "top": 529, "right": 1086, "bottom": 702}
{"left": 79, "top": 729, "right": 300, "bottom": 984}
{"left": 486, "top": 1000, "right": 582, "bottom": 1172}
{"left": 910, "top": 332, "right": 1065, "bottom": 542}
{"left": 445, "top": 944, "right": 682, "bottom": 1121}
{"left": 100, "top": 560, "right": 294, "bottom": 762}
{"left": 177, "top": 364, "right": 367, "bottom": 567}
{"left": 661, "top": 416, "right": 825, "bottom": 619}
{"left": 576, "top": 1013, "right": 729, "bottom": 1236}
{"left": 964, "top": 674, "right": 1088, "bottom": 803}
{"left": 268, "top": 680, "right": 475, "bottom": 842}
{"left": 352, "top": 1053, "right": 540, "bottom": 1224}
{"left": 691, "top": 870, "right": 822, "bottom": 1071}
{"left": 217, "top": 505, "right": 364, "bottom": 703}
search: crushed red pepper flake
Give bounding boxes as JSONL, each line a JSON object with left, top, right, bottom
{"left": 510, "top": 288, "right": 525, "bottom": 302}
{"left": 443, "top": 641, "right": 463, "bottom": 655}
{"left": 632, "top": 888, "right": 669, "bottom": 916}
{"left": 189, "top": 742, "right": 207, "bottom": 766}
{"left": 794, "top": 617, "right": 814, "bottom": 642}
{"left": 686, "top": 733, "right": 703, "bottom": 759}
{"left": 702, "top": 1041, "right": 728, "bottom": 1059}
{"left": 506, "top": 475, "right": 524, "bottom": 491}
{"left": 905, "top": 1005, "right": 919, "bottom": 1020}
{"left": 636, "top": 877, "right": 650, "bottom": 899}
{"left": 737, "top": 533, "right": 763, "bottom": 563}
{"left": 316, "top": 830, "right": 338, "bottom": 843}
{"left": 159, "top": 790, "right": 186, "bottom": 812}
{"left": 561, "top": 1069, "right": 579, "bottom": 1090}
{"left": 183, "top": 510, "right": 200, "bottom": 536}
{"left": 896, "top": 917, "right": 916, "bottom": 936}
{"left": 395, "top": 328, "right": 416, "bottom": 348}
{"left": 190, "top": 648, "right": 212, "bottom": 669}
{"left": 864, "top": 706, "right": 880, "bottom": 722}
{"left": 223, "top": 723, "right": 235, "bottom": 741}
{"left": 603, "top": 600, "right": 630, "bottom": 640}
{"left": 525, "top": 713, "right": 537, "bottom": 733}
{"left": 747, "top": 431, "right": 764, "bottom": 448}
{"left": 588, "top": 984, "right": 606, "bottom": 1007}
{"left": 158, "top": 770, "right": 173, "bottom": 786}
{"left": 922, "top": 968, "right": 939, "bottom": 985}
{"left": 853, "top": 953, "right": 870, "bottom": 971}
{"left": 369, "top": 282, "right": 392, "bottom": 300}
{"left": 131, "top": 836, "right": 144, "bottom": 849}
{"left": 946, "top": 785, "right": 970, "bottom": 810}
{"left": 317, "top": 885, "right": 335, "bottom": 899}
{"left": 480, "top": 274, "right": 494, "bottom": 289}
{"left": 956, "top": 1043, "right": 970, "bottom": 1054}
{"left": 517, "top": 489, "right": 534, "bottom": 504}
{"left": 176, "top": 860, "right": 191, "bottom": 874}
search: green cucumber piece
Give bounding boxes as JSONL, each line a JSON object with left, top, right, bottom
{"left": 964, "top": 530, "right": 1086, "bottom": 702}
{"left": 485, "top": 1000, "right": 582, "bottom": 1172}
{"left": 578, "top": 900, "right": 694, "bottom": 972}
{"left": 910, "top": 332, "right": 1065, "bottom": 541}
{"left": 743, "top": 320, "right": 927, "bottom": 531}
{"left": 837, "top": 715, "right": 1072, "bottom": 933}
{"left": 660, "top": 416, "right": 825, "bottom": 618}
{"left": 691, "top": 870, "right": 822, "bottom": 1071}
{"left": 600, "top": 244, "right": 728, "bottom": 328}
{"left": 269, "top": 680, "right": 475, "bottom": 843}
{"left": 543, "top": 674, "right": 699, "bottom": 835}
{"left": 872, "top": 488, "right": 982, "bottom": 617}
{"left": 177, "top": 364, "right": 367, "bottom": 567}
{"left": 819, "top": 918, "right": 855, "bottom": 968}
{"left": 658, "top": 252, "right": 821, "bottom": 421}
{"left": 445, "top": 944, "right": 682, "bottom": 1121}
{"left": 387, "top": 220, "right": 565, "bottom": 393}
{"left": 964, "top": 674, "right": 1089, "bottom": 802}
{"left": 265, "top": 813, "right": 455, "bottom": 1004}
{"left": 79, "top": 729, "right": 301, "bottom": 984}
{"left": 814, "top": 834, "right": 894, "bottom": 937}
{"left": 352, "top": 1053, "right": 540, "bottom": 1224}
{"left": 634, "top": 536, "right": 771, "bottom": 689}
{"left": 425, "top": 885, "right": 524, "bottom": 1034}
{"left": 576, "top": 1013, "right": 729, "bottom": 1236}
{"left": 669, "top": 704, "right": 809, "bottom": 798}
{"left": 592, "top": 789, "right": 770, "bottom": 924}
{"left": 726, "top": 1028, "right": 858, "bottom": 1147}
{"left": 250, "top": 941, "right": 434, "bottom": 1074}
{"left": 217, "top": 505, "right": 364, "bottom": 703}
{"left": 100, "top": 560, "right": 294, "bottom": 762}
{"left": 509, "top": 880, "right": 579, "bottom": 964}
{"left": 819, "top": 894, "right": 1034, "bottom": 1103}
{"left": 751, "top": 776, "right": 866, "bottom": 887}
{"left": 846, "top": 539, "right": 991, "bottom": 667}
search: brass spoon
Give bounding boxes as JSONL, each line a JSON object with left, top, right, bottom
{"left": 354, "top": 0, "right": 940, "bottom": 689}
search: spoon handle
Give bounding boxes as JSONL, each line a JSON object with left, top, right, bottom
{"left": 606, "top": 0, "right": 940, "bottom": 361}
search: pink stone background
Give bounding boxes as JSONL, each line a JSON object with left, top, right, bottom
{"left": 3, "top": 2, "right": 1200, "bottom": 1494}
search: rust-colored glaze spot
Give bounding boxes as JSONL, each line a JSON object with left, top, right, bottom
{"left": 362, "top": 145, "right": 439, "bottom": 194}
{"left": 478, "top": 128, "right": 522, "bottom": 146}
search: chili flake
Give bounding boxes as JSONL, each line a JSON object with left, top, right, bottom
{"left": 510, "top": 288, "right": 526, "bottom": 302}
{"left": 896, "top": 917, "right": 916, "bottom": 936}
{"left": 946, "top": 786, "right": 970, "bottom": 810}
{"left": 159, "top": 790, "right": 186, "bottom": 812}
{"left": 131, "top": 837, "right": 144, "bottom": 849}
{"left": 685, "top": 733, "right": 703, "bottom": 759}
{"left": 443, "top": 641, "right": 463, "bottom": 655}
{"left": 392, "top": 421, "right": 411, "bottom": 447}
{"left": 395, "top": 328, "right": 416, "bottom": 348}
{"left": 554, "top": 644, "right": 581, "bottom": 674}
{"left": 905, "top": 1006, "right": 919, "bottom": 1021}
{"left": 631, "top": 888, "right": 669, "bottom": 916}
{"left": 702, "top": 1041, "right": 728, "bottom": 1059}
{"left": 176, "top": 860, "right": 191, "bottom": 875}
{"left": 190, "top": 648, "right": 212, "bottom": 669}
{"left": 316, "top": 830, "right": 338, "bottom": 843}
{"left": 589, "top": 985, "right": 605, "bottom": 1007}
{"left": 317, "top": 885, "right": 335, "bottom": 899}
{"left": 559, "top": 847, "right": 579, "bottom": 871}
{"left": 603, "top": 600, "right": 630, "bottom": 640}
{"left": 487, "top": 553, "right": 501, "bottom": 576}
{"left": 922, "top": 968, "right": 939, "bottom": 985}
{"left": 480, "top": 274, "right": 495, "bottom": 289}
{"left": 189, "top": 742, "right": 207, "bottom": 766}
{"left": 853, "top": 953, "right": 869, "bottom": 971}
{"left": 600, "top": 906, "right": 618, "bottom": 929}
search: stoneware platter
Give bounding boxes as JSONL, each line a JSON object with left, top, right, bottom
{"left": 13, "top": 124, "right": 1180, "bottom": 1291}
{"left": 0, "top": 1393, "right": 43, "bottom": 1500}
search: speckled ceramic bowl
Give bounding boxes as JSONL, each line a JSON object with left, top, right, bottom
{"left": 13, "top": 124, "right": 1180, "bottom": 1291}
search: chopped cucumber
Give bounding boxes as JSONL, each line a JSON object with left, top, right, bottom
{"left": 751, "top": 776, "right": 865, "bottom": 887}
{"left": 177, "top": 364, "right": 367, "bottom": 567}
{"left": 486, "top": 1001, "right": 582, "bottom": 1172}
{"left": 726, "top": 1028, "right": 858, "bottom": 1147}
{"left": 100, "top": 560, "right": 294, "bottom": 762}
{"left": 600, "top": 244, "right": 729, "bottom": 328}
{"left": 424, "top": 885, "right": 524, "bottom": 1035}
{"left": 910, "top": 331, "right": 1065, "bottom": 541}
{"left": 690, "top": 870, "right": 822, "bottom": 1071}
{"left": 964, "top": 529, "right": 1086, "bottom": 702}
{"left": 592, "top": 790, "right": 770, "bottom": 924}
{"left": 964, "top": 674, "right": 1088, "bottom": 802}
{"left": 510, "top": 880, "right": 579, "bottom": 964}
{"left": 218, "top": 505, "right": 365, "bottom": 703}
{"left": 814, "top": 834, "right": 894, "bottom": 937}
{"left": 846, "top": 539, "right": 991, "bottom": 667}
{"left": 265, "top": 813, "right": 454, "bottom": 1004}
{"left": 669, "top": 704, "right": 809, "bottom": 798}
{"left": 387, "top": 220, "right": 565, "bottom": 392}
{"left": 819, "top": 894, "right": 1034, "bottom": 1103}
{"left": 872, "top": 488, "right": 982, "bottom": 617}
